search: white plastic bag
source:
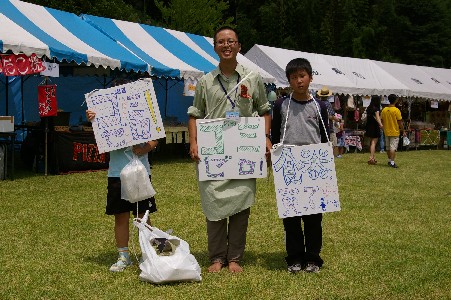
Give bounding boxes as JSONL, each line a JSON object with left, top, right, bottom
{"left": 133, "top": 211, "right": 202, "bottom": 284}
{"left": 120, "top": 152, "right": 156, "bottom": 203}
{"left": 403, "top": 136, "right": 410, "bottom": 146}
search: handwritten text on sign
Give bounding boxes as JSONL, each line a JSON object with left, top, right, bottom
{"left": 85, "top": 79, "right": 166, "bottom": 153}
{"left": 196, "top": 117, "right": 267, "bottom": 181}
{"left": 271, "top": 143, "right": 340, "bottom": 218}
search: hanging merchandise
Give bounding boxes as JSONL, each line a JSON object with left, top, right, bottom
{"left": 362, "top": 95, "right": 371, "bottom": 107}
{"left": 354, "top": 109, "right": 360, "bottom": 122}
{"left": 430, "top": 100, "right": 438, "bottom": 109}
{"left": 347, "top": 95, "right": 355, "bottom": 110}
{"left": 183, "top": 78, "right": 197, "bottom": 97}
{"left": 38, "top": 84, "right": 58, "bottom": 117}
{"left": 334, "top": 95, "right": 341, "bottom": 110}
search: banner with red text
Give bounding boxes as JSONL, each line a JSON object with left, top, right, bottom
{"left": 51, "top": 132, "right": 109, "bottom": 174}
{"left": 0, "top": 54, "right": 46, "bottom": 76}
{"left": 38, "top": 85, "right": 58, "bottom": 117}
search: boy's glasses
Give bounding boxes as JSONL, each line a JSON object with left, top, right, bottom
{"left": 215, "top": 39, "right": 238, "bottom": 47}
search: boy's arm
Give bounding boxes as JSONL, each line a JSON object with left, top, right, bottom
{"left": 188, "top": 116, "right": 200, "bottom": 162}
{"left": 132, "top": 140, "right": 158, "bottom": 156}
{"left": 270, "top": 98, "right": 283, "bottom": 144}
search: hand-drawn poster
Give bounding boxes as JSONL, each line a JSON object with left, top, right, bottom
{"left": 271, "top": 143, "right": 340, "bottom": 218}
{"left": 85, "top": 79, "right": 166, "bottom": 154}
{"left": 196, "top": 117, "right": 267, "bottom": 181}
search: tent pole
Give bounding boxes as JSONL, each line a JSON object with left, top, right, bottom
{"left": 5, "top": 76, "right": 9, "bottom": 115}
{"left": 165, "top": 78, "right": 168, "bottom": 118}
{"left": 44, "top": 76, "right": 48, "bottom": 177}
{"left": 21, "top": 76, "right": 24, "bottom": 124}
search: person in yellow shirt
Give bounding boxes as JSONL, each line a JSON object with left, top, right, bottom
{"left": 381, "top": 94, "right": 404, "bottom": 168}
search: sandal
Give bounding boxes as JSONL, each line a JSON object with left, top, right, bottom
{"left": 367, "top": 158, "right": 377, "bottom": 165}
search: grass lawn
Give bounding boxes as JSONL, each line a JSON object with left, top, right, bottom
{"left": 0, "top": 149, "right": 450, "bottom": 300}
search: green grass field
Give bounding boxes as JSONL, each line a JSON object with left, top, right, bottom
{"left": 0, "top": 150, "right": 450, "bottom": 300}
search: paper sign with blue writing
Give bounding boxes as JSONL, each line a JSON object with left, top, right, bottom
{"left": 196, "top": 117, "right": 267, "bottom": 181}
{"left": 85, "top": 79, "right": 166, "bottom": 154}
{"left": 271, "top": 143, "right": 341, "bottom": 218}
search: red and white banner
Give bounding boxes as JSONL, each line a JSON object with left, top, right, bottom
{"left": 0, "top": 54, "right": 46, "bottom": 76}
{"left": 38, "top": 85, "right": 58, "bottom": 117}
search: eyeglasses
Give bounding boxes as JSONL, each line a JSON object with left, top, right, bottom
{"left": 215, "top": 39, "right": 239, "bottom": 47}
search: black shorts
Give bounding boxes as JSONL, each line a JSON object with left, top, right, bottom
{"left": 106, "top": 176, "right": 157, "bottom": 216}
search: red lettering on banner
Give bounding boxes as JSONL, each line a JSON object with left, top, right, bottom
{"left": 73, "top": 142, "right": 104, "bottom": 163}
{"left": 38, "top": 85, "right": 58, "bottom": 117}
{"left": 0, "top": 54, "right": 45, "bottom": 76}
{"left": 73, "top": 142, "right": 83, "bottom": 161}
{"left": 15, "top": 56, "right": 30, "bottom": 75}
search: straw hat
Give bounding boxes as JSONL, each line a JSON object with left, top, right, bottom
{"left": 317, "top": 86, "right": 333, "bottom": 97}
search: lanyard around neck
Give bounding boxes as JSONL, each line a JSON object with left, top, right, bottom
{"left": 218, "top": 75, "right": 240, "bottom": 109}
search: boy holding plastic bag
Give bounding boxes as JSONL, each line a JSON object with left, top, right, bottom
{"left": 86, "top": 109, "right": 158, "bottom": 272}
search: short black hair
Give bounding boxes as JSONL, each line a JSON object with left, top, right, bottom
{"left": 285, "top": 58, "right": 312, "bottom": 80}
{"left": 370, "top": 95, "right": 381, "bottom": 107}
{"left": 388, "top": 94, "right": 398, "bottom": 104}
{"left": 213, "top": 26, "right": 239, "bottom": 44}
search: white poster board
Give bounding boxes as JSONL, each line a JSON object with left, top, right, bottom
{"left": 196, "top": 117, "right": 267, "bottom": 181}
{"left": 85, "top": 79, "right": 166, "bottom": 154}
{"left": 271, "top": 143, "right": 340, "bottom": 218}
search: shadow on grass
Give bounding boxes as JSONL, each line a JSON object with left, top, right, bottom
{"left": 84, "top": 250, "right": 117, "bottom": 267}
{"left": 190, "top": 250, "right": 287, "bottom": 271}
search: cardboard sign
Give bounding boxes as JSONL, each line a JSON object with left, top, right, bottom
{"left": 85, "top": 79, "right": 166, "bottom": 154}
{"left": 271, "top": 143, "right": 340, "bottom": 218}
{"left": 196, "top": 117, "right": 267, "bottom": 181}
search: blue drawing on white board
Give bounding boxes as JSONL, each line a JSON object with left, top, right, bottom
{"left": 273, "top": 147, "right": 333, "bottom": 186}
{"left": 273, "top": 147, "right": 306, "bottom": 185}
{"left": 320, "top": 197, "right": 326, "bottom": 211}
{"left": 278, "top": 187, "right": 301, "bottom": 217}
{"left": 205, "top": 156, "right": 232, "bottom": 178}
{"left": 238, "top": 159, "right": 256, "bottom": 175}
{"left": 303, "top": 186, "right": 320, "bottom": 211}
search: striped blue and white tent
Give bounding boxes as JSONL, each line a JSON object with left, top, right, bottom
{"left": 0, "top": 0, "right": 149, "bottom": 73}
{"left": 81, "top": 14, "right": 275, "bottom": 83}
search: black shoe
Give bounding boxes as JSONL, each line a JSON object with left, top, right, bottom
{"left": 304, "top": 262, "right": 320, "bottom": 273}
{"left": 287, "top": 263, "right": 303, "bottom": 274}
{"left": 389, "top": 162, "right": 398, "bottom": 168}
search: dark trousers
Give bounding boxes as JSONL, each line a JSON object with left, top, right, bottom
{"left": 283, "top": 213, "right": 323, "bottom": 267}
{"left": 206, "top": 208, "right": 250, "bottom": 264}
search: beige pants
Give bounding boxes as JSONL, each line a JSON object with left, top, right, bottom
{"left": 206, "top": 208, "right": 250, "bottom": 264}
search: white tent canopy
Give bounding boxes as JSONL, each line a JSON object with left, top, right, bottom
{"left": 245, "top": 44, "right": 451, "bottom": 101}
{"left": 372, "top": 60, "right": 451, "bottom": 101}
{"left": 320, "top": 54, "right": 410, "bottom": 96}
{"left": 413, "top": 65, "right": 451, "bottom": 100}
{"left": 245, "top": 44, "right": 357, "bottom": 93}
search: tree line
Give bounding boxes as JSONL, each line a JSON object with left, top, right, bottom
{"left": 26, "top": 0, "right": 451, "bottom": 68}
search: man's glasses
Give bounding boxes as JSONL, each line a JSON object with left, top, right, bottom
{"left": 215, "top": 39, "right": 239, "bottom": 47}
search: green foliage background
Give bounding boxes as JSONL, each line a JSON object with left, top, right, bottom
{"left": 24, "top": 0, "right": 451, "bottom": 68}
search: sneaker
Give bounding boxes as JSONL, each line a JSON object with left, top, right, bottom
{"left": 390, "top": 163, "right": 398, "bottom": 168}
{"left": 304, "top": 262, "right": 320, "bottom": 273}
{"left": 109, "top": 256, "right": 132, "bottom": 272}
{"left": 380, "top": 150, "right": 385, "bottom": 153}
{"left": 287, "top": 263, "right": 303, "bottom": 274}
{"left": 336, "top": 155, "right": 342, "bottom": 158}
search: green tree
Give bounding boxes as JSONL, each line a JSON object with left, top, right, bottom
{"left": 153, "top": 0, "right": 233, "bottom": 37}
{"left": 25, "top": 0, "right": 144, "bottom": 22}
